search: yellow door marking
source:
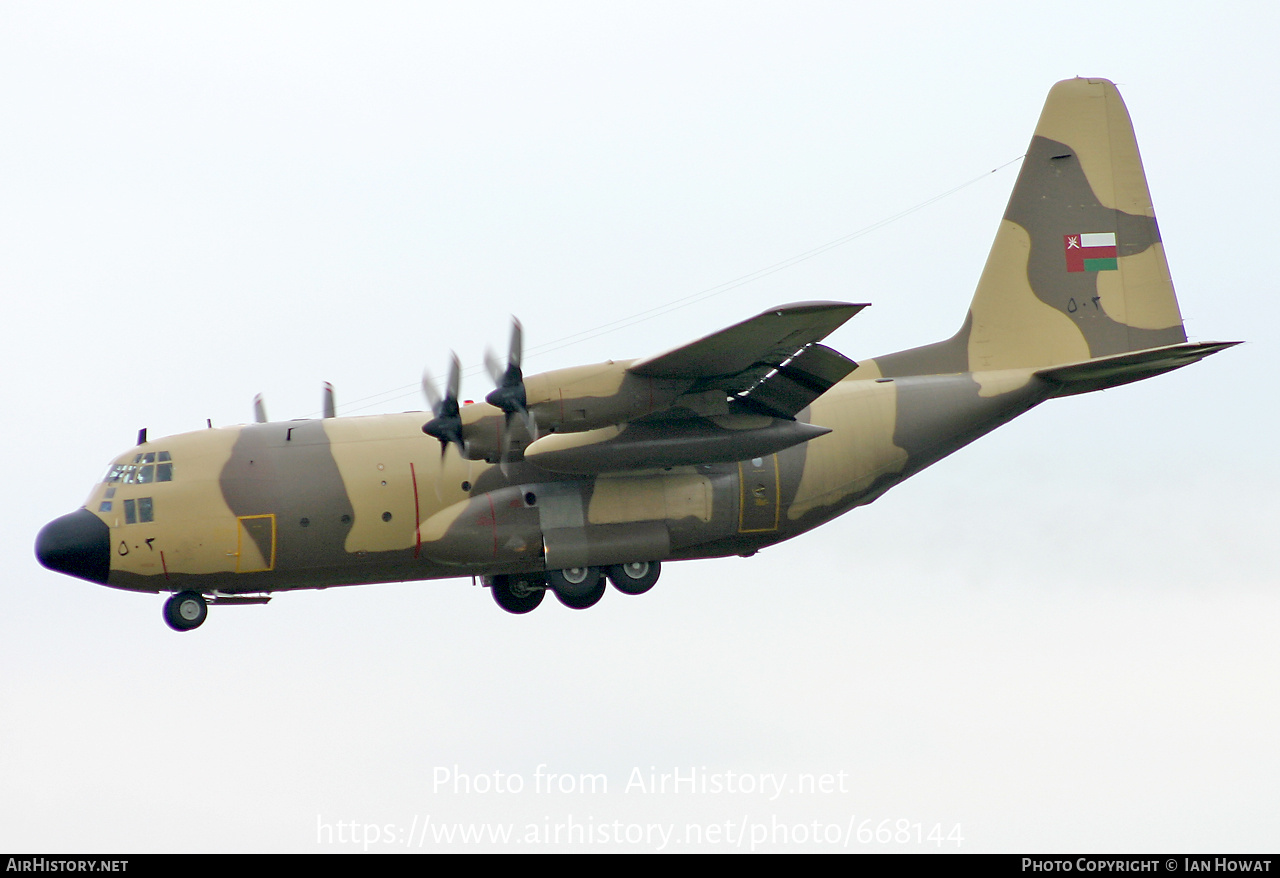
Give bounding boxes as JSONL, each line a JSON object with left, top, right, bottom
{"left": 236, "top": 514, "right": 276, "bottom": 573}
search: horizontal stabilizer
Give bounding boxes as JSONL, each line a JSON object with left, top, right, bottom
{"left": 1035, "top": 341, "right": 1241, "bottom": 397}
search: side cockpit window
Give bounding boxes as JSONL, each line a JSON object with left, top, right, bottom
{"left": 123, "top": 498, "right": 155, "bottom": 525}
{"left": 104, "top": 451, "right": 174, "bottom": 484}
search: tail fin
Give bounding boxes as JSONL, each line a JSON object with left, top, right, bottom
{"left": 868, "top": 77, "right": 1198, "bottom": 378}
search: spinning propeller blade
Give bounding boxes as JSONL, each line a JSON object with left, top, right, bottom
{"left": 484, "top": 318, "right": 538, "bottom": 471}
{"left": 322, "top": 382, "right": 336, "bottom": 419}
{"left": 422, "top": 353, "right": 465, "bottom": 460}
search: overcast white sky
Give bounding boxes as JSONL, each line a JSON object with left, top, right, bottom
{"left": 3, "top": 1, "right": 1276, "bottom": 853}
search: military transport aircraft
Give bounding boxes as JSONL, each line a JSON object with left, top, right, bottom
{"left": 36, "top": 78, "right": 1237, "bottom": 631}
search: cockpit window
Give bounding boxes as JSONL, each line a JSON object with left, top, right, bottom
{"left": 104, "top": 452, "right": 174, "bottom": 484}
{"left": 129, "top": 453, "right": 171, "bottom": 468}
{"left": 123, "top": 497, "right": 155, "bottom": 525}
{"left": 131, "top": 452, "right": 171, "bottom": 464}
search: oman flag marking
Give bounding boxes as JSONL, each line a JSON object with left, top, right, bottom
{"left": 1064, "top": 232, "right": 1118, "bottom": 272}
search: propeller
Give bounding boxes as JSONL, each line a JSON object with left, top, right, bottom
{"left": 322, "top": 382, "right": 336, "bottom": 419}
{"left": 252, "top": 394, "right": 268, "bottom": 424}
{"left": 421, "top": 353, "right": 465, "bottom": 460}
{"left": 484, "top": 318, "right": 538, "bottom": 469}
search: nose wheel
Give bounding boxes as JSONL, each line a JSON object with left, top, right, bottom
{"left": 163, "top": 591, "right": 208, "bottom": 632}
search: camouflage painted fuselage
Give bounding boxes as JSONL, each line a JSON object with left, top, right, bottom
{"left": 83, "top": 367, "right": 1048, "bottom": 595}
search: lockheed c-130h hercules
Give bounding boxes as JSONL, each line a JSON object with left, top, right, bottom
{"left": 36, "top": 78, "right": 1238, "bottom": 631}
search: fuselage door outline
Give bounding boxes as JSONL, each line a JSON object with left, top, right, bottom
{"left": 236, "top": 514, "right": 276, "bottom": 573}
{"left": 737, "top": 455, "right": 780, "bottom": 534}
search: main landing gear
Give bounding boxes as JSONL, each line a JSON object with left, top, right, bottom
{"left": 546, "top": 566, "right": 607, "bottom": 610}
{"left": 605, "top": 561, "right": 659, "bottom": 595}
{"left": 163, "top": 590, "right": 208, "bottom": 632}
{"left": 489, "top": 573, "right": 546, "bottom": 614}
{"left": 485, "top": 561, "right": 662, "bottom": 614}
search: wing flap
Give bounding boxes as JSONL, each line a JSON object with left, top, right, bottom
{"left": 727, "top": 343, "right": 859, "bottom": 418}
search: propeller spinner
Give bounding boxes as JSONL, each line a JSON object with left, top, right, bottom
{"left": 421, "top": 353, "right": 465, "bottom": 458}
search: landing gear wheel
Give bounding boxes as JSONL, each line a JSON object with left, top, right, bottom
{"left": 553, "top": 574, "right": 606, "bottom": 610}
{"left": 163, "top": 591, "right": 208, "bottom": 632}
{"left": 546, "top": 566, "right": 606, "bottom": 610}
{"left": 489, "top": 574, "right": 546, "bottom": 615}
{"left": 606, "top": 560, "right": 661, "bottom": 595}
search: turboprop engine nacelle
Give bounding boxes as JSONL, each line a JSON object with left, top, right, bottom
{"left": 523, "top": 361, "right": 692, "bottom": 433}
{"left": 458, "top": 361, "right": 694, "bottom": 461}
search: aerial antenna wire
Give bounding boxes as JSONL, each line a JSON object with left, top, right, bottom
{"left": 525, "top": 154, "right": 1025, "bottom": 360}
{"left": 336, "top": 155, "right": 1024, "bottom": 416}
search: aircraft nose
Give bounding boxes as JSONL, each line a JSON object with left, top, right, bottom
{"left": 36, "top": 509, "right": 111, "bottom": 585}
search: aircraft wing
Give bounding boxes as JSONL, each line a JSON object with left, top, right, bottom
{"left": 629, "top": 301, "right": 867, "bottom": 418}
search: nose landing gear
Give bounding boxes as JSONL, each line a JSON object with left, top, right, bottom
{"left": 163, "top": 591, "right": 208, "bottom": 632}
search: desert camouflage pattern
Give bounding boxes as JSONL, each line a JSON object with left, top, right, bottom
{"left": 36, "top": 79, "right": 1237, "bottom": 627}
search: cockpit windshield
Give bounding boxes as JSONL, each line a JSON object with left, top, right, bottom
{"left": 103, "top": 451, "right": 173, "bottom": 484}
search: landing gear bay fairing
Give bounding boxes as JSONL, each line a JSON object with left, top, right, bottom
{"left": 36, "top": 79, "right": 1237, "bottom": 631}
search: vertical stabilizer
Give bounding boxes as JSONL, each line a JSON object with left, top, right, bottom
{"left": 867, "top": 78, "right": 1188, "bottom": 378}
